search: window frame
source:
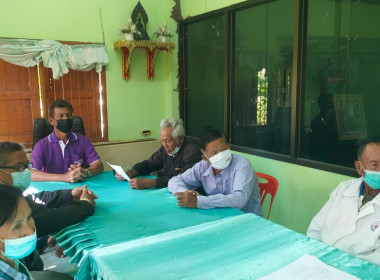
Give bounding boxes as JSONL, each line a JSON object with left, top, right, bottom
{"left": 178, "top": 0, "right": 359, "bottom": 177}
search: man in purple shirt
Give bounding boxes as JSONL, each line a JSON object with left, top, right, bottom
{"left": 31, "top": 100, "right": 104, "bottom": 183}
{"left": 168, "top": 130, "right": 262, "bottom": 215}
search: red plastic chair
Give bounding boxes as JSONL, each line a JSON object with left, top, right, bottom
{"left": 256, "top": 172, "right": 279, "bottom": 219}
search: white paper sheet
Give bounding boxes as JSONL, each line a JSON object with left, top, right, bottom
{"left": 106, "top": 161, "right": 130, "bottom": 181}
{"left": 257, "top": 254, "right": 360, "bottom": 280}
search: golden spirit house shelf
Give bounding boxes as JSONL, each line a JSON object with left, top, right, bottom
{"left": 113, "top": 40, "right": 175, "bottom": 81}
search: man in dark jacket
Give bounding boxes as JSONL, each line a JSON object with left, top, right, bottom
{"left": 115, "top": 118, "right": 202, "bottom": 189}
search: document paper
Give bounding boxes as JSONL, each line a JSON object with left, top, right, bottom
{"left": 257, "top": 254, "right": 360, "bottom": 280}
{"left": 106, "top": 161, "right": 130, "bottom": 181}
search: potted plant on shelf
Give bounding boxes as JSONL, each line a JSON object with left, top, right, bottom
{"left": 120, "top": 18, "right": 139, "bottom": 41}
{"left": 153, "top": 22, "right": 173, "bottom": 43}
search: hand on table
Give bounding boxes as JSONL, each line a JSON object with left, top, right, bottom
{"left": 68, "top": 163, "right": 89, "bottom": 180}
{"left": 80, "top": 186, "right": 98, "bottom": 205}
{"left": 71, "top": 184, "right": 98, "bottom": 201}
{"left": 174, "top": 190, "right": 198, "bottom": 208}
{"left": 60, "top": 163, "right": 86, "bottom": 183}
{"left": 129, "top": 178, "right": 156, "bottom": 190}
{"left": 61, "top": 169, "right": 83, "bottom": 183}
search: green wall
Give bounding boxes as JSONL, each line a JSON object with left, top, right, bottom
{"left": 0, "top": 0, "right": 179, "bottom": 141}
{"left": 234, "top": 151, "right": 352, "bottom": 233}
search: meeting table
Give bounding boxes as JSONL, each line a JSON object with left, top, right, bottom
{"left": 29, "top": 171, "right": 380, "bottom": 280}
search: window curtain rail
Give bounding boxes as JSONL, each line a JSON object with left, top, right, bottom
{"left": 0, "top": 39, "right": 109, "bottom": 79}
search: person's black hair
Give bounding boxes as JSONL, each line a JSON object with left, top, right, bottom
{"left": 356, "top": 136, "right": 380, "bottom": 160}
{"left": 199, "top": 130, "right": 227, "bottom": 151}
{"left": 317, "top": 93, "right": 334, "bottom": 109}
{"left": 0, "top": 142, "right": 23, "bottom": 166}
{"left": 48, "top": 100, "right": 73, "bottom": 118}
{"left": 0, "top": 184, "right": 23, "bottom": 227}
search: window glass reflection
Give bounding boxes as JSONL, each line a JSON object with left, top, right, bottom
{"left": 300, "top": 0, "right": 380, "bottom": 167}
{"left": 231, "top": 0, "right": 294, "bottom": 155}
{"left": 185, "top": 16, "right": 225, "bottom": 137}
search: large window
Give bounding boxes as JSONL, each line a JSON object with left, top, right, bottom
{"left": 184, "top": 15, "right": 226, "bottom": 137}
{"left": 180, "top": 0, "right": 380, "bottom": 175}
{"left": 0, "top": 60, "right": 108, "bottom": 147}
{"left": 299, "top": 0, "right": 380, "bottom": 168}
{"left": 232, "top": 1, "right": 294, "bottom": 155}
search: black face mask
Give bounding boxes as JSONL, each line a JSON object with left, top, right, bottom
{"left": 56, "top": 119, "right": 74, "bottom": 133}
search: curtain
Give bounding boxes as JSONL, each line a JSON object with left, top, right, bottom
{"left": 0, "top": 39, "right": 109, "bottom": 79}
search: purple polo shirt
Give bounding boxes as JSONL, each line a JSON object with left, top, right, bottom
{"left": 31, "top": 132, "right": 101, "bottom": 174}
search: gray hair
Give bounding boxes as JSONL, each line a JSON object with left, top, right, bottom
{"left": 160, "top": 118, "right": 185, "bottom": 142}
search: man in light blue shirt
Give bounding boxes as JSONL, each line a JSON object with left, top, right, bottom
{"left": 168, "top": 130, "right": 262, "bottom": 215}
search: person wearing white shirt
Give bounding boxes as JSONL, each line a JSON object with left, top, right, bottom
{"left": 168, "top": 130, "right": 262, "bottom": 215}
{"left": 307, "top": 137, "right": 380, "bottom": 266}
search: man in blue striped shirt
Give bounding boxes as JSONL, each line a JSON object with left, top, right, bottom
{"left": 168, "top": 130, "right": 262, "bottom": 216}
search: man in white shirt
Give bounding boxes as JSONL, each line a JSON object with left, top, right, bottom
{"left": 307, "top": 137, "right": 380, "bottom": 266}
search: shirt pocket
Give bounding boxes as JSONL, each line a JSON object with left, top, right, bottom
{"left": 71, "top": 154, "right": 85, "bottom": 166}
{"left": 172, "top": 167, "right": 182, "bottom": 176}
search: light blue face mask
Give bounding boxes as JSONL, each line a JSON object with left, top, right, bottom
{"left": 359, "top": 161, "right": 380, "bottom": 190}
{"left": 0, "top": 227, "right": 37, "bottom": 259}
{"left": 0, "top": 169, "right": 31, "bottom": 191}
{"left": 168, "top": 145, "right": 181, "bottom": 157}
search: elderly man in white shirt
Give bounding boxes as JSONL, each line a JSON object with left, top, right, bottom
{"left": 307, "top": 137, "right": 380, "bottom": 266}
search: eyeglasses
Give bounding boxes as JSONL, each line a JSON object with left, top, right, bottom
{"left": 0, "top": 163, "right": 33, "bottom": 172}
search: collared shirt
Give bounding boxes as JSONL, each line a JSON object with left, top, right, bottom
{"left": 133, "top": 137, "right": 202, "bottom": 188}
{"left": 307, "top": 177, "right": 380, "bottom": 266}
{"left": 31, "top": 132, "right": 101, "bottom": 174}
{"left": 168, "top": 154, "right": 263, "bottom": 215}
{"left": 0, "top": 259, "right": 29, "bottom": 280}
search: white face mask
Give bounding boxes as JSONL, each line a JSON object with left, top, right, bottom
{"left": 207, "top": 149, "right": 232, "bottom": 170}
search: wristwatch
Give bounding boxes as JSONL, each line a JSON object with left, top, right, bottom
{"left": 86, "top": 169, "right": 93, "bottom": 177}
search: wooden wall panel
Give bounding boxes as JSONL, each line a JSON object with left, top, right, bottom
{"left": 0, "top": 58, "right": 108, "bottom": 146}
{"left": 43, "top": 68, "right": 108, "bottom": 142}
{"left": 0, "top": 60, "right": 39, "bottom": 147}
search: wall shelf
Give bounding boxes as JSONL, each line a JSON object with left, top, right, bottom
{"left": 113, "top": 40, "right": 175, "bottom": 81}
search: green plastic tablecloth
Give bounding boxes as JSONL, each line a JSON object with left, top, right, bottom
{"left": 76, "top": 214, "right": 380, "bottom": 280}
{"left": 30, "top": 171, "right": 243, "bottom": 265}
{"left": 31, "top": 172, "right": 380, "bottom": 280}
